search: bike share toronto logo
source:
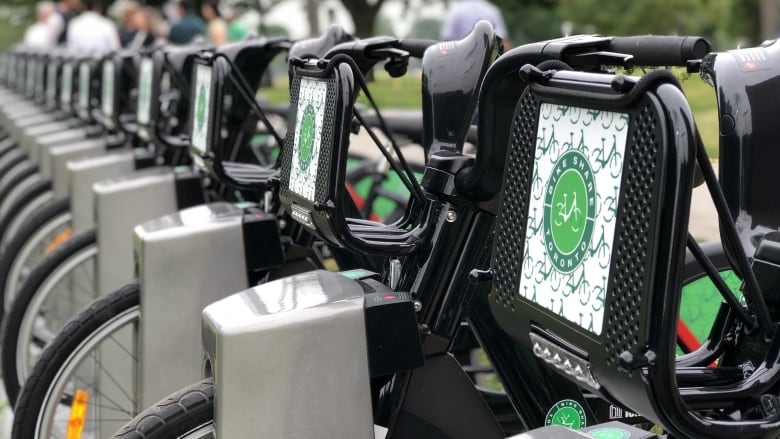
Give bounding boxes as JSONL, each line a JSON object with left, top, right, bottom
{"left": 289, "top": 78, "right": 327, "bottom": 202}
{"left": 545, "top": 399, "right": 587, "bottom": 429}
{"left": 297, "top": 104, "right": 316, "bottom": 170}
{"left": 518, "top": 103, "right": 628, "bottom": 335}
{"left": 543, "top": 150, "right": 595, "bottom": 273}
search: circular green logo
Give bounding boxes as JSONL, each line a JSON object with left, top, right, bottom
{"left": 298, "top": 104, "right": 316, "bottom": 170}
{"left": 543, "top": 150, "right": 596, "bottom": 273}
{"left": 588, "top": 427, "right": 631, "bottom": 439}
{"left": 545, "top": 399, "right": 587, "bottom": 429}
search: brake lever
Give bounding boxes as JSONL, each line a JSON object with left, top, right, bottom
{"left": 373, "top": 47, "right": 410, "bottom": 77}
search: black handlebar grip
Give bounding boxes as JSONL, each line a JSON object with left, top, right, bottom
{"left": 398, "top": 39, "right": 439, "bottom": 58}
{"left": 609, "top": 35, "right": 712, "bottom": 66}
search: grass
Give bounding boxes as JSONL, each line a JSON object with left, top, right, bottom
{"left": 263, "top": 68, "right": 721, "bottom": 158}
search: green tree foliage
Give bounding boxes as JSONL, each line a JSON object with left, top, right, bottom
{"left": 492, "top": 0, "right": 765, "bottom": 50}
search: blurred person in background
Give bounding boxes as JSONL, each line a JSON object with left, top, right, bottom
{"left": 47, "top": 0, "right": 81, "bottom": 45}
{"left": 440, "top": 0, "right": 510, "bottom": 50}
{"left": 168, "top": 0, "right": 205, "bottom": 44}
{"left": 225, "top": 6, "right": 248, "bottom": 42}
{"left": 24, "top": 1, "right": 57, "bottom": 47}
{"left": 67, "top": 0, "right": 120, "bottom": 54}
{"left": 125, "top": 6, "right": 159, "bottom": 49}
{"left": 201, "top": 0, "right": 227, "bottom": 46}
{"left": 115, "top": 0, "right": 141, "bottom": 47}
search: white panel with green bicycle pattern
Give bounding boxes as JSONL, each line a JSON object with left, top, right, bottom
{"left": 289, "top": 78, "right": 328, "bottom": 202}
{"left": 79, "top": 62, "right": 90, "bottom": 111}
{"left": 60, "top": 63, "right": 73, "bottom": 107}
{"left": 47, "top": 62, "right": 57, "bottom": 103}
{"left": 191, "top": 64, "right": 212, "bottom": 155}
{"left": 519, "top": 103, "right": 630, "bottom": 335}
{"left": 137, "top": 58, "right": 153, "bottom": 124}
{"left": 102, "top": 61, "right": 114, "bottom": 118}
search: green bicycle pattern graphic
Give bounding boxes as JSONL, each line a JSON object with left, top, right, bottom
{"left": 191, "top": 64, "right": 212, "bottom": 154}
{"left": 137, "top": 59, "right": 153, "bottom": 124}
{"left": 102, "top": 62, "right": 114, "bottom": 118}
{"left": 289, "top": 78, "right": 328, "bottom": 202}
{"left": 519, "top": 103, "right": 629, "bottom": 335}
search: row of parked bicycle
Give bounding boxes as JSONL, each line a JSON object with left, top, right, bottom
{"left": 0, "top": 20, "right": 779, "bottom": 439}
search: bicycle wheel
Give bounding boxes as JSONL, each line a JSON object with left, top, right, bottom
{"left": 11, "top": 283, "right": 140, "bottom": 438}
{"left": 0, "top": 198, "right": 71, "bottom": 316}
{"left": 0, "top": 180, "right": 54, "bottom": 247}
{"left": 1, "top": 229, "right": 97, "bottom": 405}
{"left": 112, "top": 379, "right": 215, "bottom": 439}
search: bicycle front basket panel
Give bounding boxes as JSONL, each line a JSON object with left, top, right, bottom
{"left": 488, "top": 69, "right": 696, "bottom": 426}
{"left": 280, "top": 60, "right": 354, "bottom": 246}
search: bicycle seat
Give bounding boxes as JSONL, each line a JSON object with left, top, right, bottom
{"left": 289, "top": 25, "right": 355, "bottom": 61}
{"left": 421, "top": 20, "right": 498, "bottom": 157}
{"left": 701, "top": 40, "right": 780, "bottom": 258}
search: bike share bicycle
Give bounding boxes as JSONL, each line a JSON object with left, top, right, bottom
{"left": 12, "top": 24, "right": 501, "bottom": 439}
{"left": 5, "top": 27, "right": 384, "bottom": 431}
{"left": 0, "top": 40, "right": 223, "bottom": 407}
{"left": 112, "top": 32, "right": 745, "bottom": 438}
{"left": 0, "top": 49, "right": 121, "bottom": 323}
{"left": 0, "top": 51, "right": 110, "bottom": 250}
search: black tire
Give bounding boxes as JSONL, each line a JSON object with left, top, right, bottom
{"left": 113, "top": 379, "right": 215, "bottom": 439}
{"left": 11, "top": 282, "right": 141, "bottom": 438}
{"left": 0, "top": 198, "right": 70, "bottom": 319}
{"left": 0, "top": 160, "right": 38, "bottom": 211}
{"left": 0, "top": 179, "right": 53, "bottom": 245}
{"left": 1, "top": 228, "right": 96, "bottom": 405}
{"left": 0, "top": 149, "right": 26, "bottom": 180}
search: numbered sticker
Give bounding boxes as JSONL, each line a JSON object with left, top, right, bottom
{"left": 137, "top": 57, "right": 153, "bottom": 125}
{"left": 79, "top": 62, "right": 90, "bottom": 111}
{"left": 60, "top": 63, "right": 73, "bottom": 109}
{"left": 190, "top": 64, "right": 212, "bottom": 154}
{"left": 102, "top": 60, "right": 114, "bottom": 118}
{"left": 519, "top": 103, "right": 629, "bottom": 335}
{"left": 289, "top": 78, "right": 328, "bottom": 202}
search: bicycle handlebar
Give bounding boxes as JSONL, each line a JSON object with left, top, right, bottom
{"left": 609, "top": 35, "right": 711, "bottom": 66}
{"left": 397, "top": 39, "right": 439, "bottom": 58}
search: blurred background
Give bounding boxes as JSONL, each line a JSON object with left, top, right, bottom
{"left": 2, "top": 0, "right": 779, "bottom": 52}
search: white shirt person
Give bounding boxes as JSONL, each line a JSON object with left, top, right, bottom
{"left": 67, "top": 1, "right": 120, "bottom": 56}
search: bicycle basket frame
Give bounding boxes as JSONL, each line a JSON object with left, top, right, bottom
{"left": 279, "top": 59, "right": 355, "bottom": 247}
{"left": 188, "top": 38, "right": 289, "bottom": 191}
{"left": 484, "top": 69, "right": 740, "bottom": 437}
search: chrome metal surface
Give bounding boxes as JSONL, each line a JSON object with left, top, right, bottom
{"left": 203, "top": 270, "right": 373, "bottom": 438}
{"left": 135, "top": 202, "right": 248, "bottom": 408}
{"left": 47, "top": 138, "right": 107, "bottom": 198}
{"left": 67, "top": 150, "right": 135, "bottom": 233}
{"left": 93, "top": 167, "right": 178, "bottom": 294}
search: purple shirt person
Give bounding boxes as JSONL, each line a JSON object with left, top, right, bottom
{"left": 440, "top": 0, "right": 509, "bottom": 49}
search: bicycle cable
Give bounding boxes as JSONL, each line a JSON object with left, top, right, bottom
{"left": 212, "top": 53, "right": 286, "bottom": 154}
{"left": 319, "top": 53, "right": 425, "bottom": 204}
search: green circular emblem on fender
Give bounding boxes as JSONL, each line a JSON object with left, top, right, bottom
{"left": 545, "top": 399, "right": 587, "bottom": 429}
{"left": 196, "top": 84, "right": 207, "bottom": 131}
{"left": 588, "top": 427, "right": 631, "bottom": 439}
{"left": 298, "top": 104, "right": 316, "bottom": 170}
{"left": 543, "top": 150, "right": 596, "bottom": 273}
